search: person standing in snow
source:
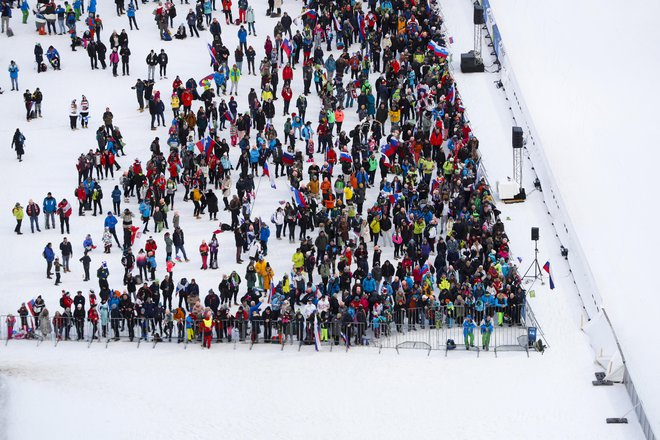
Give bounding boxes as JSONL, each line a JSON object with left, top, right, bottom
{"left": 146, "top": 49, "right": 157, "bottom": 81}
{"left": 43, "top": 242, "right": 55, "bottom": 278}
{"left": 80, "top": 95, "right": 89, "bottom": 128}
{"left": 158, "top": 48, "right": 168, "bottom": 79}
{"left": 8, "top": 60, "right": 19, "bottom": 91}
{"left": 26, "top": 199, "right": 41, "bottom": 233}
{"left": 229, "top": 64, "right": 240, "bottom": 95}
{"left": 69, "top": 99, "right": 79, "bottom": 130}
{"left": 12, "top": 202, "right": 24, "bottom": 235}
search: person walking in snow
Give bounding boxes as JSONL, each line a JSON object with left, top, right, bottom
{"left": 11, "top": 128, "right": 25, "bottom": 161}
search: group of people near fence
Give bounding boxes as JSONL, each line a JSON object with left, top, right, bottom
{"left": 6, "top": 0, "right": 529, "bottom": 353}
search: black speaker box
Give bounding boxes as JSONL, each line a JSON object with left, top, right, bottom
{"left": 474, "top": 5, "right": 485, "bottom": 25}
{"left": 512, "top": 126, "right": 523, "bottom": 149}
{"left": 531, "top": 227, "right": 539, "bottom": 241}
{"left": 460, "top": 51, "right": 485, "bottom": 73}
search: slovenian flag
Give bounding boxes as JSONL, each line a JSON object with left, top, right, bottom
{"left": 427, "top": 40, "right": 449, "bottom": 58}
{"left": 290, "top": 186, "right": 308, "bottom": 209}
{"left": 380, "top": 142, "right": 397, "bottom": 157}
{"left": 543, "top": 261, "right": 555, "bottom": 290}
{"left": 281, "top": 39, "right": 293, "bottom": 58}
{"left": 223, "top": 111, "right": 236, "bottom": 123}
{"left": 27, "top": 299, "right": 36, "bottom": 316}
{"left": 282, "top": 150, "right": 295, "bottom": 166}
{"left": 340, "top": 151, "right": 352, "bottom": 163}
{"left": 207, "top": 43, "right": 218, "bottom": 66}
{"left": 388, "top": 193, "right": 402, "bottom": 205}
{"left": 263, "top": 161, "right": 276, "bottom": 189}
{"left": 333, "top": 15, "right": 342, "bottom": 32}
{"left": 196, "top": 137, "right": 215, "bottom": 159}
{"left": 447, "top": 83, "right": 455, "bottom": 105}
{"left": 357, "top": 14, "right": 366, "bottom": 40}
{"left": 420, "top": 264, "right": 429, "bottom": 278}
{"left": 303, "top": 9, "right": 317, "bottom": 21}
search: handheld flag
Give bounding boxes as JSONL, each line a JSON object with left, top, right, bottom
{"left": 303, "top": 9, "right": 318, "bottom": 21}
{"left": 263, "top": 162, "right": 277, "bottom": 189}
{"left": 380, "top": 143, "right": 397, "bottom": 157}
{"left": 543, "top": 261, "right": 555, "bottom": 290}
{"left": 340, "top": 151, "right": 352, "bottom": 163}
{"left": 207, "top": 43, "right": 218, "bottom": 65}
{"left": 290, "top": 186, "right": 308, "bottom": 209}
{"left": 281, "top": 39, "right": 293, "bottom": 58}
{"left": 282, "top": 150, "right": 295, "bottom": 166}
{"left": 427, "top": 40, "right": 449, "bottom": 58}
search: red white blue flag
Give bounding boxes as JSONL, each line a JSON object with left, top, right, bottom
{"left": 543, "top": 261, "right": 555, "bottom": 290}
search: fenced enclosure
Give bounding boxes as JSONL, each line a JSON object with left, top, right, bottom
{"left": 0, "top": 301, "right": 546, "bottom": 357}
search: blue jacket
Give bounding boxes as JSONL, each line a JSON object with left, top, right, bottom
{"left": 21, "top": 1, "right": 29, "bottom": 12}
{"left": 249, "top": 148, "right": 260, "bottom": 164}
{"left": 362, "top": 276, "right": 376, "bottom": 293}
{"left": 43, "top": 196, "right": 57, "bottom": 213}
{"left": 104, "top": 214, "right": 118, "bottom": 229}
{"left": 127, "top": 4, "right": 135, "bottom": 17}
{"left": 8, "top": 65, "right": 19, "bottom": 79}
{"left": 237, "top": 28, "right": 247, "bottom": 43}
{"left": 324, "top": 57, "right": 336, "bottom": 72}
{"left": 139, "top": 202, "right": 151, "bottom": 218}
{"left": 260, "top": 226, "right": 270, "bottom": 242}
{"left": 481, "top": 319, "right": 493, "bottom": 333}
{"left": 83, "top": 237, "right": 94, "bottom": 248}
{"left": 111, "top": 187, "right": 122, "bottom": 202}
{"left": 43, "top": 246, "right": 55, "bottom": 262}
{"left": 463, "top": 319, "right": 475, "bottom": 336}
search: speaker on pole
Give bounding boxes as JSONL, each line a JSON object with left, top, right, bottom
{"left": 531, "top": 227, "right": 539, "bottom": 241}
{"left": 473, "top": 4, "right": 485, "bottom": 25}
{"left": 512, "top": 126, "right": 523, "bottom": 149}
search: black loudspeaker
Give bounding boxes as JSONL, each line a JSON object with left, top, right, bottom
{"left": 512, "top": 126, "right": 523, "bottom": 149}
{"left": 531, "top": 227, "right": 539, "bottom": 241}
{"left": 460, "top": 51, "right": 485, "bottom": 73}
{"left": 474, "top": 4, "right": 485, "bottom": 25}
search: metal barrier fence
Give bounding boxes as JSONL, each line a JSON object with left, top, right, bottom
{"left": 0, "top": 303, "right": 545, "bottom": 356}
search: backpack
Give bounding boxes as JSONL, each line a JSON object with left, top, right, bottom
{"left": 446, "top": 339, "right": 456, "bottom": 350}
{"left": 270, "top": 213, "right": 276, "bottom": 224}
{"left": 6, "top": 27, "right": 14, "bottom": 37}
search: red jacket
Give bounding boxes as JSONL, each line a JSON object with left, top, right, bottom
{"left": 76, "top": 187, "right": 87, "bottom": 202}
{"left": 282, "top": 65, "right": 293, "bottom": 81}
{"left": 430, "top": 129, "right": 443, "bottom": 147}
{"left": 145, "top": 239, "right": 158, "bottom": 253}
{"left": 281, "top": 88, "right": 292, "bottom": 101}
{"left": 181, "top": 90, "right": 193, "bottom": 107}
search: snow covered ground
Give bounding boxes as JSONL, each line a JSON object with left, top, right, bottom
{"left": 483, "top": 0, "right": 660, "bottom": 435}
{"left": 0, "top": 0, "right": 648, "bottom": 438}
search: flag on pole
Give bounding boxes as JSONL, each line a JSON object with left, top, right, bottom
{"left": 207, "top": 43, "right": 218, "bottom": 65}
{"left": 263, "top": 161, "right": 276, "bottom": 189}
{"left": 282, "top": 150, "right": 295, "bottom": 165}
{"left": 281, "top": 39, "right": 293, "bottom": 58}
{"left": 27, "top": 299, "right": 36, "bottom": 316}
{"left": 543, "top": 261, "right": 555, "bottom": 290}
{"left": 427, "top": 40, "right": 449, "bottom": 58}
